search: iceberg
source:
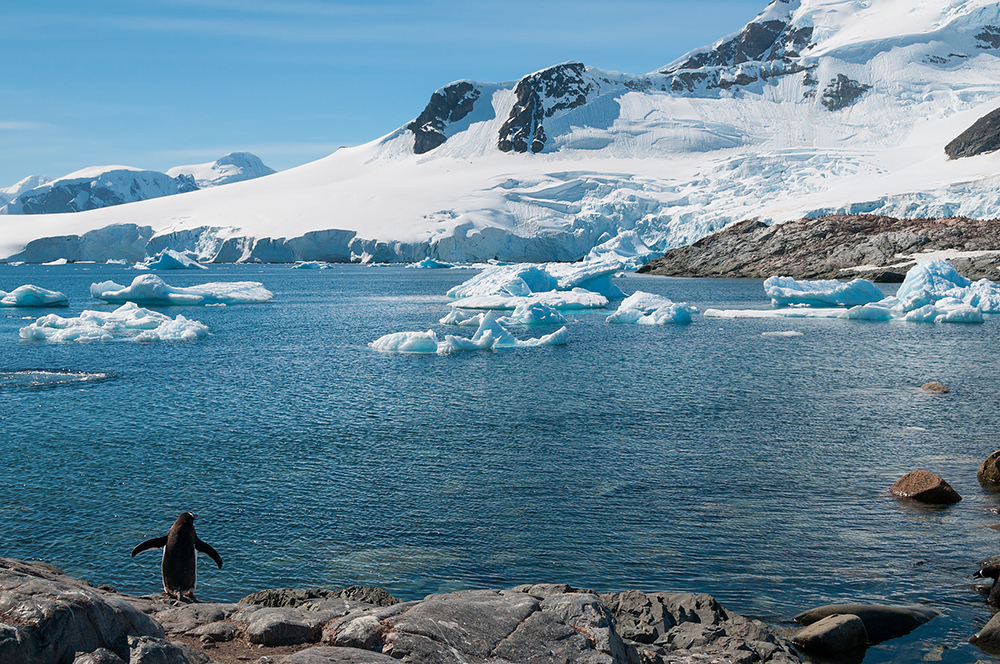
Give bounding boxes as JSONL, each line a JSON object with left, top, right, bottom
{"left": 447, "top": 261, "right": 623, "bottom": 300}
{"left": 370, "top": 311, "right": 567, "bottom": 354}
{"left": 439, "top": 309, "right": 485, "bottom": 326}
{"left": 900, "top": 299, "right": 984, "bottom": 323}
{"left": 839, "top": 303, "right": 894, "bottom": 321}
{"left": 606, "top": 291, "right": 694, "bottom": 324}
{"left": 893, "top": 260, "right": 1000, "bottom": 314}
{"left": 450, "top": 288, "right": 608, "bottom": 310}
{"left": 498, "top": 302, "right": 567, "bottom": 326}
{"left": 20, "top": 302, "right": 209, "bottom": 342}
{"left": 408, "top": 258, "right": 455, "bottom": 269}
{"left": 142, "top": 249, "right": 208, "bottom": 270}
{"left": 291, "top": 261, "right": 330, "bottom": 269}
{"left": 90, "top": 274, "right": 273, "bottom": 305}
{"left": 1, "top": 284, "right": 69, "bottom": 307}
{"left": 763, "top": 276, "right": 884, "bottom": 307}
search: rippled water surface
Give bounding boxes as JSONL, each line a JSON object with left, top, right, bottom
{"left": 3, "top": 263, "right": 1000, "bottom": 663}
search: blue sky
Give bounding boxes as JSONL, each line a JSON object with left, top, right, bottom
{"left": 1, "top": 0, "right": 767, "bottom": 186}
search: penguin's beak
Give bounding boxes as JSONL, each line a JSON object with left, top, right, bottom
{"left": 192, "top": 514, "right": 199, "bottom": 519}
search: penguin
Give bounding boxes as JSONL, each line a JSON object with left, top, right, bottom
{"left": 131, "top": 512, "right": 223, "bottom": 600}
{"left": 974, "top": 563, "right": 1000, "bottom": 607}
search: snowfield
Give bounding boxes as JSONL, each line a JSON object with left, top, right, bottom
{"left": 4, "top": 0, "right": 1000, "bottom": 264}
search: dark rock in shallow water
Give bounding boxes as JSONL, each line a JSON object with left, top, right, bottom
{"left": 920, "top": 381, "right": 949, "bottom": 394}
{"left": 792, "top": 613, "right": 868, "bottom": 653}
{"left": 794, "top": 604, "right": 938, "bottom": 643}
{"left": 890, "top": 470, "right": 962, "bottom": 504}
{"left": 978, "top": 450, "right": 1000, "bottom": 492}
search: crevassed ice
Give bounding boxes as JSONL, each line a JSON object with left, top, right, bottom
{"left": 606, "top": 291, "right": 694, "bottom": 324}
{"left": 370, "top": 311, "right": 567, "bottom": 354}
{"left": 91, "top": 274, "right": 273, "bottom": 305}
{"left": 19, "top": 302, "right": 209, "bottom": 342}
{"left": 763, "top": 276, "right": 884, "bottom": 307}
{"left": 0, "top": 284, "right": 69, "bottom": 307}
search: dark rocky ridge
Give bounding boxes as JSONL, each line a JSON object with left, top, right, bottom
{"left": 406, "top": 81, "right": 482, "bottom": 155}
{"left": 498, "top": 62, "right": 595, "bottom": 154}
{"left": 945, "top": 105, "right": 1000, "bottom": 159}
{"left": 638, "top": 214, "right": 1000, "bottom": 280}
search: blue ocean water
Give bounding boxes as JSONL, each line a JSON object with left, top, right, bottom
{"left": 2, "top": 262, "right": 1000, "bottom": 663}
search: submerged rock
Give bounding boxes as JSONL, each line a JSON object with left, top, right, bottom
{"left": 889, "top": 470, "right": 962, "bottom": 504}
{"left": 792, "top": 613, "right": 868, "bottom": 653}
{"left": 794, "top": 604, "right": 938, "bottom": 643}
{"left": 921, "top": 381, "right": 950, "bottom": 394}
{"left": 978, "top": 450, "right": 1000, "bottom": 491}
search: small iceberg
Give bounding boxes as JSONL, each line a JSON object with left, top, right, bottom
{"left": 763, "top": 276, "right": 884, "bottom": 307}
{"left": 408, "top": 258, "right": 455, "bottom": 269}
{"left": 606, "top": 291, "right": 694, "bottom": 325}
{"left": 141, "top": 249, "right": 208, "bottom": 270}
{"left": 1, "top": 284, "right": 69, "bottom": 307}
{"left": 291, "top": 261, "right": 331, "bottom": 269}
{"left": 440, "top": 310, "right": 486, "bottom": 327}
{"left": 20, "top": 302, "right": 208, "bottom": 342}
{"left": 451, "top": 288, "right": 608, "bottom": 311}
{"left": 91, "top": 274, "right": 273, "bottom": 305}
{"left": 371, "top": 311, "right": 567, "bottom": 354}
{"left": 447, "top": 261, "right": 623, "bottom": 300}
{"left": 498, "top": 302, "right": 567, "bottom": 326}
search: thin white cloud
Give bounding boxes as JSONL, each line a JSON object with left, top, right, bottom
{"left": 0, "top": 121, "right": 50, "bottom": 131}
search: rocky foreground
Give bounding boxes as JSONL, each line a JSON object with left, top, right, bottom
{"left": 637, "top": 215, "right": 1000, "bottom": 281}
{"left": 0, "top": 558, "right": 802, "bottom": 664}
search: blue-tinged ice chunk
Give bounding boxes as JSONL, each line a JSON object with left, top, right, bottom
{"left": 292, "top": 261, "right": 330, "bottom": 269}
{"left": 451, "top": 288, "right": 607, "bottom": 310}
{"left": 91, "top": 274, "right": 273, "bottom": 305}
{"left": 447, "top": 264, "right": 557, "bottom": 298}
{"left": 369, "top": 330, "right": 441, "bottom": 353}
{"left": 499, "top": 302, "right": 567, "bottom": 326}
{"left": 19, "top": 302, "right": 208, "bottom": 342}
{"left": 607, "top": 291, "right": 694, "bottom": 324}
{"left": 902, "top": 298, "right": 983, "bottom": 323}
{"left": 439, "top": 309, "right": 485, "bottom": 326}
{"left": 1, "top": 284, "right": 69, "bottom": 307}
{"left": 143, "top": 249, "right": 208, "bottom": 270}
{"left": 764, "top": 276, "right": 884, "bottom": 307}
{"left": 408, "top": 258, "right": 454, "bottom": 269}
{"left": 585, "top": 230, "right": 658, "bottom": 269}
{"left": 839, "top": 303, "right": 894, "bottom": 320}
{"left": 895, "top": 260, "right": 971, "bottom": 301}
{"left": 959, "top": 279, "right": 1000, "bottom": 313}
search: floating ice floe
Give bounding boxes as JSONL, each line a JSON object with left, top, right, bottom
{"left": 91, "top": 274, "right": 273, "bottom": 305}
{"left": 292, "top": 261, "right": 330, "bottom": 269}
{"left": 42, "top": 258, "right": 68, "bottom": 266}
{"left": 606, "top": 291, "right": 694, "bottom": 325}
{"left": 763, "top": 276, "right": 884, "bottom": 307}
{"left": 371, "top": 311, "right": 567, "bottom": 354}
{"left": 839, "top": 302, "right": 894, "bottom": 321}
{"left": 1, "top": 284, "right": 69, "bottom": 307}
{"left": 450, "top": 288, "right": 608, "bottom": 311}
{"left": 20, "top": 302, "right": 209, "bottom": 342}
{"left": 408, "top": 258, "right": 455, "bottom": 269}
{"left": 761, "top": 331, "right": 804, "bottom": 338}
{"left": 447, "top": 261, "right": 622, "bottom": 301}
{"left": 704, "top": 308, "right": 845, "bottom": 319}
{"left": 140, "top": 249, "right": 207, "bottom": 270}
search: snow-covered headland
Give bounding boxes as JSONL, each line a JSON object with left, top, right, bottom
{"left": 5, "top": 0, "right": 1000, "bottom": 266}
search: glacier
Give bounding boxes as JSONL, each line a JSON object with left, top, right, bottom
{"left": 90, "top": 274, "right": 274, "bottom": 305}
{"left": 5, "top": 0, "right": 1000, "bottom": 264}
{"left": 1, "top": 285, "right": 69, "bottom": 307}
{"left": 20, "top": 302, "right": 209, "bottom": 342}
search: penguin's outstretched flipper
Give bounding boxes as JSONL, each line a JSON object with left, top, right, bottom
{"left": 196, "top": 538, "right": 223, "bottom": 569}
{"left": 131, "top": 536, "right": 168, "bottom": 557}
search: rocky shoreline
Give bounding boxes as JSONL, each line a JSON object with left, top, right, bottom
{"left": 0, "top": 557, "right": 805, "bottom": 664}
{"left": 637, "top": 215, "right": 1000, "bottom": 281}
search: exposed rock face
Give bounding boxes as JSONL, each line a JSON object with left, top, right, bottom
{"left": 820, "top": 74, "right": 872, "bottom": 111}
{"left": 945, "top": 106, "right": 1000, "bottom": 159}
{"left": 889, "top": 470, "right": 962, "bottom": 505}
{"left": 638, "top": 215, "right": 1000, "bottom": 280}
{"left": 407, "top": 81, "right": 482, "bottom": 154}
{"left": 241, "top": 587, "right": 400, "bottom": 609}
{"left": 792, "top": 613, "right": 868, "bottom": 653}
{"left": 978, "top": 450, "right": 1000, "bottom": 491}
{"left": 498, "top": 62, "right": 594, "bottom": 153}
{"left": 0, "top": 558, "right": 164, "bottom": 664}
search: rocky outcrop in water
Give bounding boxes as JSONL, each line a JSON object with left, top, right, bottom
{"left": 637, "top": 214, "right": 1000, "bottom": 281}
{"left": 0, "top": 559, "right": 799, "bottom": 664}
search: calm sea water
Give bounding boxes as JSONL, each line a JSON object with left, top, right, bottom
{"left": 3, "top": 262, "right": 1000, "bottom": 663}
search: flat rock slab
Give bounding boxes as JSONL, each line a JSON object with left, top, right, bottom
{"left": 890, "top": 470, "right": 962, "bottom": 504}
{"left": 792, "top": 613, "right": 868, "bottom": 653}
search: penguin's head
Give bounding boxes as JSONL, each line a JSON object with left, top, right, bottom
{"left": 175, "top": 512, "right": 197, "bottom": 528}
{"left": 975, "top": 566, "right": 1000, "bottom": 580}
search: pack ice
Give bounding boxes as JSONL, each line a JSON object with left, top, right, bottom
{"left": 91, "top": 274, "right": 273, "bottom": 305}
{"left": 20, "top": 302, "right": 208, "bottom": 342}
{"left": 1, "top": 284, "right": 69, "bottom": 307}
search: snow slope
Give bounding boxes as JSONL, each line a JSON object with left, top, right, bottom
{"left": 166, "top": 152, "right": 277, "bottom": 188}
{"left": 5, "top": 0, "right": 1000, "bottom": 263}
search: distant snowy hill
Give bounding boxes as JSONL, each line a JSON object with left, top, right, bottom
{"left": 5, "top": 0, "right": 1000, "bottom": 263}
{"left": 0, "top": 152, "right": 275, "bottom": 216}
{"left": 166, "top": 152, "right": 276, "bottom": 189}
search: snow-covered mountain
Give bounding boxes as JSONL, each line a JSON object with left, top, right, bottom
{"left": 4, "top": 0, "right": 1000, "bottom": 263}
{"left": 166, "top": 152, "right": 276, "bottom": 189}
{"left": 0, "top": 152, "right": 275, "bottom": 216}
